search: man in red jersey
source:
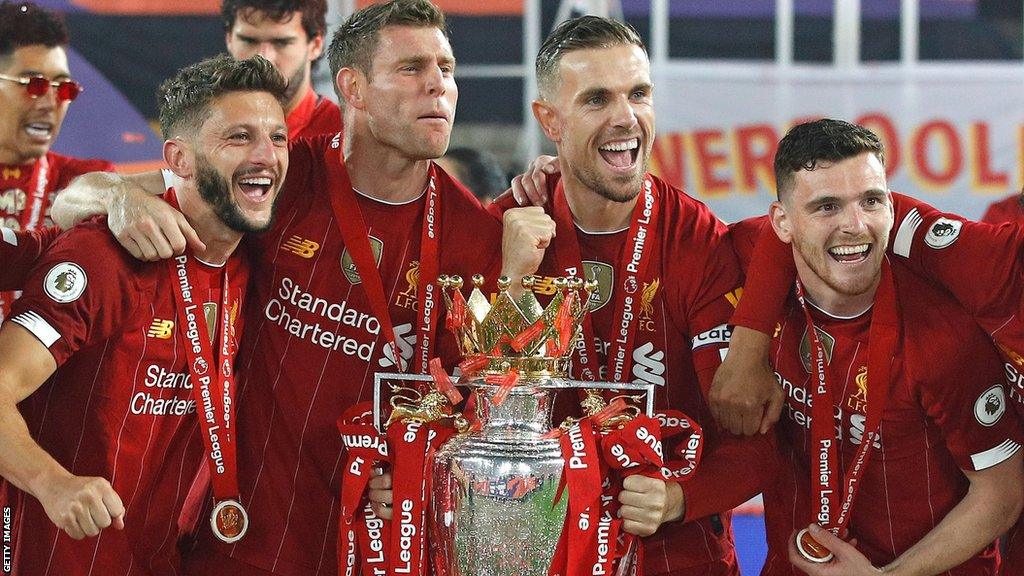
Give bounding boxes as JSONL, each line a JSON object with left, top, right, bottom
{"left": 728, "top": 119, "right": 1023, "bottom": 575}
{"left": 981, "top": 191, "right": 1024, "bottom": 224}
{"left": 493, "top": 16, "right": 776, "bottom": 576}
{"left": 0, "top": 54, "right": 288, "bottom": 575}
{"left": 222, "top": 0, "right": 341, "bottom": 140}
{"left": 51, "top": 1, "right": 502, "bottom": 573}
{"left": 0, "top": 1, "right": 113, "bottom": 321}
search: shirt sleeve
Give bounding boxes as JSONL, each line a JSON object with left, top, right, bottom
{"left": 679, "top": 205, "right": 745, "bottom": 396}
{"left": 0, "top": 226, "right": 62, "bottom": 291}
{"left": 8, "top": 228, "right": 140, "bottom": 366}
{"left": 729, "top": 220, "right": 795, "bottom": 336}
{"left": 680, "top": 432, "right": 780, "bottom": 521}
{"left": 890, "top": 194, "right": 1024, "bottom": 320}
{"left": 911, "top": 297, "right": 1023, "bottom": 472}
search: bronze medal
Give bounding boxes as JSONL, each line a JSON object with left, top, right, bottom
{"left": 211, "top": 499, "right": 248, "bottom": 543}
{"left": 795, "top": 527, "right": 834, "bottom": 563}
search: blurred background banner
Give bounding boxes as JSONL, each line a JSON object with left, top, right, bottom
{"left": 651, "top": 67, "right": 1024, "bottom": 222}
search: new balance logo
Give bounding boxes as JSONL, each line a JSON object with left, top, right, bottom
{"left": 282, "top": 236, "right": 320, "bottom": 258}
{"left": 147, "top": 319, "right": 174, "bottom": 339}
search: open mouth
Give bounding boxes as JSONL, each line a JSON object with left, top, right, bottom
{"left": 236, "top": 175, "right": 275, "bottom": 203}
{"left": 24, "top": 122, "right": 53, "bottom": 141}
{"left": 598, "top": 137, "right": 640, "bottom": 169}
{"left": 828, "top": 243, "right": 871, "bottom": 263}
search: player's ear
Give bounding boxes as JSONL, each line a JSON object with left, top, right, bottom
{"left": 163, "top": 139, "right": 193, "bottom": 179}
{"left": 533, "top": 99, "right": 561, "bottom": 143}
{"left": 336, "top": 67, "right": 366, "bottom": 111}
{"left": 307, "top": 33, "right": 324, "bottom": 62}
{"left": 769, "top": 200, "right": 793, "bottom": 244}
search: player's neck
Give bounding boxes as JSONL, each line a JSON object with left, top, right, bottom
{"left": 795, "top": 260, "right": 880, "bottom": 319}
{"left": 177, "top": 186, "right": 243, "bottom": 266}
{"left": 344, "top": 131, "right": 431, "bottom": 204}
{"left": 562, "top": 174, "right": 639, "bottom": 233}
{"left": 284, "top": 77, "right": 312, "bottom": 116}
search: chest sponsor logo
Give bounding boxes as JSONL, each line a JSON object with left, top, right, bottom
{"left": 395, "top": 260, "right": 419, "bottom": 311}
{"left": 131, "top": 364, "right": 197, "bottom": 416}
{"left": 341, "top": 235, "right": 383, "bottom": 285}
{"left": 44, "top": 262, "right": 87, "bottom": 303}
{"left": 0, "top": 188, "right": 25, "bottom": 215}
{"left": 847, "top": 366, "right": 868, "bottom": 413}
{"left": 529, "top": 275, "right": 559, "bottom": 296}
{"left": 974, "top": 384, "right": 1007, "bottom": 427}
{"left": 147, "top": 319, "right": 175, "bottom": 339}
{"left": 282, "top": 235, "right": 320, "bottom": 258}
{"left": 799, "top": 326, "right": 835, "bottom": 374}
{"left": 583, "top": 260, "right": 613, "bottom": 312}
{"left": 923, "top": 217, "right": 962, "bottom": 250}
{"left": 378, "top": 322, "right": 415, "bottom": 370}
{"left": 638, "top": 278, "right": 659, "bottom": 332}
{"left": 632, "top": 341, "right": 665, "bottom": 386}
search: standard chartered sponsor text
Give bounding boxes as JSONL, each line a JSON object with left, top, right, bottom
{"left": 130, "top": 364, "right": 197, "bottom": 416}
{"left": 265, "top": 277, "right": 381, "bottom": 358}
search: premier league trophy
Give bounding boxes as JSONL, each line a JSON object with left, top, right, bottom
{"left": 424, "top": 275, "right": 653, "bottom": 576}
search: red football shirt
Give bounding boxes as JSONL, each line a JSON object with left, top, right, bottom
{"left": 758, "top": 263, "right": 1020, "bottom": 575}
{"left": 0, "top": 226, "right": 62, "bottom": 291}
{"left": 490, "top": 176, "right": 773, "bottom": 576}
{"left": 286, "top": 89, "right": 341, "bottom": 141}
{"left": 981, "top": 193, "right": 1024, "bottom": 225}
{"left": 7, "top": 217, "right": 248, "bottom": 576}
{"left": 0, "top": 152, "right": 114, "bottom": 322}
{"left": 186, "top": 134, "right": 501, "bottom": 574}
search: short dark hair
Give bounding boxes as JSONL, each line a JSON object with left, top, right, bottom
{"left": 774, "top": 119, "right": 885, "bottom": 200}
{"left": 158, "top": 54, "right": 287, "bottom": 139}
{"left": 221, "top": 0, "right": 327, "bottom": 41}
{"left": 443, "top": 147, "right": 507, "bottom": 201}
{"left": 536, "top": 15, "right": 645, "bottom": 98}
{"left": 0, "top": 1, "right": 69, "bottom": 63}
{"left": 327, "top": 0, "right": 446, "bottom": 86}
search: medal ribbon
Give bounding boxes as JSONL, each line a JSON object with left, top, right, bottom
{"left": 167, "top": 251, "right": 241, "bottom": 504}
{"left": 324, "top": 147, "right": 441, "bottom": 375}
{"left": 337, "top": 403, "right": 390, "bottom": 575}
{"left": 796, "top": 259, "right": 898, "bottom": 538}
{"left": 0, "top": 156, "right": 50, "bottom": 321}
{"left": 550, "top": 176, "right": 659, "bottom": 383}
{"left": 19, "top": 154, "right": 50, "bottom": 231}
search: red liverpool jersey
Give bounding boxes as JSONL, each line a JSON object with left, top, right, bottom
{"left": 0, "top": 226, "right": 62, "bottom": 291}
{"left": 490, "top": 176, "right": 773, "bottom": 576}
{"left": 0, "top": 152, "right": 114, "bottom": 322}
{"left": 286, "top": 89, "right": 341, "bottom": 141}
{"left": 187, "top": 134, "right": 501, "bottom": 574}
{"left": 7, "top": 217, "right": 247, "bottom": 576}
{"left": 760, "top": 264, "right": 1020, "bottom": 575}
{"left": 981, "top": 194, "right": 1024, "bottom": 225}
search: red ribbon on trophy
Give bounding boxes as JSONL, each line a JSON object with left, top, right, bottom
{"left": 337, "top": 403, "right": 391, "bottom": 574}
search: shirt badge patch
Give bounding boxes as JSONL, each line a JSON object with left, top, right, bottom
{"left": 799, "top": 326, "right": 835, "bottom": 374}
{"left": 639, "top": 278, "right": 659, "bottom": 332}
{"left": 582, "top": 260, "right": 613, "bottom": 312}
{"left": 923, "top": 218, "right": 962, "bottom": 249}
{"left": 395, "top": 260, "right": 419, "bottom": 310}
{"left": 974, "top": 384, "right": 1006, "bottom": 427}
{"left": 43, "top": 262, "right": 87, "bottom": 303}
{"left": 341, "top": 235, "right": 383, "bottom": 285}
{"left": 847, "top": 366, "right": 868, "bottom": 413}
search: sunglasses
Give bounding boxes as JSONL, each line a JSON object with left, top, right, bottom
{"left": 0, "top": 74, "right": 82, "bottom": 102}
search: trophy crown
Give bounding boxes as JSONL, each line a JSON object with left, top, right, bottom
{"left": 438, "top": 274, "right": 594, "bottom": 376}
